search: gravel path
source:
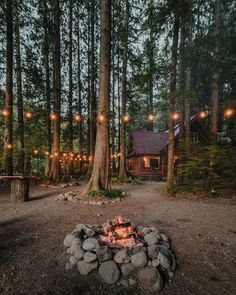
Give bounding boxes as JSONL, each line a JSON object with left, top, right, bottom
{"left": 0, "top": 181, "right": 235, "bottom": 295}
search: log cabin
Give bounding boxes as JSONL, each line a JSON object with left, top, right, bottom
{"left": 127, "top": 115, "right": 208, "bottom": 180}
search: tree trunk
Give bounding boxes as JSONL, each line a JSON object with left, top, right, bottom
{"left": 68, "top": 0, "right": 74, "bottom": 174}
{"left": 11, "top": 179, "right": 29, "bottom": 203}
{"left": 49, "top": 0, "right": 61, "bottom": 181}
{"left": 87, "top": 0, "right": 97, "bottom": 176}
{"left": 15, "top": 2, "right": 25, "bottom": 173}
{"left": 210, "top": 0, "right": 220, "bottom": 143}
{"left": 119, "top": 0, "right": 129, "bottom": 178}
{"left": 77, "top": 7, "right": 83, "bottom": 173}
{"left": 167, "top": 17, "right": 180, "bottom": 195}
{"left": 43, "top": 0, "right": 52, "bottom": 177}
{"left": 85, "top": 0, "right": 111, "bottom": 193}
{"left": 4, "top": 0, "right": 13, "bottom": 176}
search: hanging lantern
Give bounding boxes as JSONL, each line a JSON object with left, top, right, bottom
{"left": 2, "top": 109, "right": 9, "bottom": 117}
{"left": 45, "top": 151, "right": 50, "bottom": 156}
{"left": 98, "top": 114, "right": 106, "bottom": 122}
{"left": 25, "top": 111, "right": 33, "bottom": 120}
{"left": 172, "top": 113, "right": 180, "bottom": 121}
{"left": 34, "top": 149, "right": 39, "bottom": 155}
{"left": 7, "top": 143, "right": 12, "bottom": 149}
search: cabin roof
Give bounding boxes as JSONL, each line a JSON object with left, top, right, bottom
{"left": 128, "top": 115, "right": 208, "bottom": 157}
{"left": 128, "top": 131, "right": 168, "bottom": 157}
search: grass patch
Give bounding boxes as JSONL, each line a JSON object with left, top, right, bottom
{"left": 89, "top": 189, "right": 124, "bottom": 199}
{"left": 112, "top": 176, "right": 143, "bottom": 185}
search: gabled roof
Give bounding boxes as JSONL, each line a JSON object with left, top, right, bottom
{"left": 128, "top": 131, "right": 168, "bottom": 157}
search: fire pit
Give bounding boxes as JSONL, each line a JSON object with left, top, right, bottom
{"left": 63, "top": 216, "right": 176, "bottom": 293}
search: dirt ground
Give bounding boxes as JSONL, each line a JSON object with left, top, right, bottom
{"left": 0, "top": 181, "right": 235, "bottom": 295}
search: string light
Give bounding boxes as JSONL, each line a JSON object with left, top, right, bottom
{"left": 148, "top": 114, "right": 155, "bottom": 122}
{"left": 122, "top": 114, "right": 129, "bottom": 122}
{"left": 63, "top": 153, "right": 67, "bottom": 157}
{"left": 198, "top": 111, "right": 208, "bottom": 119}
{"left": 2, "top": 109, "right": 10, "bottom": 117}
{"left": 98, "top": 114, "right": 106, "bottom": 122}
{"left": 25, "top": 111, "right": 33, "bottom": 120}
{"left": 54, "top": 152, "right": 59, "bottom": 157}
{"left": 34, "top": 149, "right": 39, "bottom": 155}
{"left": 74, "top": 114, "right": 81, "bottom": 122}
{"left": 50, "top": 113, "right": 57, "bottom": 121}
{"left": 172, "top": 113, "right": 180, "bottom": 121}
{"left": 224, "top": 108, "right": 234, "bottom": 118}
{"left": 7, "top": 143, "right": 12, "bottom": 149}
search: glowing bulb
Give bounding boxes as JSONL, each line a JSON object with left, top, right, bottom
{"left": 74, "top": 114, "right": 81, "bottom": 122}
{"left": 63, "top": 153, "right": 67, "bottom": 157}
{"left": 54, "top": 152, "right": 59, "bottom": 157}
{"left": 122, "top": 114, "right": 129, "bottom": 122}
{"left": 7, "top": 143, "right": 12, "bottom": 149}
{"left": 45, "top": 151, "right": 50, "bottom": 156}
{"left": 224, "top": 108, "right": 234, "bottom": 118}
{"left": 172, "top": 113, "right": 180, "bottom": 120}
{"left": 50, "top": 113, "right": 57, "bottom": 121}
{"left": 34, "top": 149, "right": 39, "bottom": 155}
{"left": 98, "top": 114, "right": 105, "bottom": 122}
{"left": 148, "top": 114, "right": 155, "bottom": 122}
{"left": 199, "top": 111, "right": 207, "bottom": 119}
{"left": 2, "top": 109, "right": 10, "bottom": 117}
{"left": 25, "top": 112, "right": 33, "bottom": 120}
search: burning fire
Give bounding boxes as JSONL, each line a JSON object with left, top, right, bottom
{"left": 100, "top": 216, "right": 138, "bottom": 248}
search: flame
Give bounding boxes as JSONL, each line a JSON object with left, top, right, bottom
{"left": 100, "top": 216, "right": 138, "bottom": 248}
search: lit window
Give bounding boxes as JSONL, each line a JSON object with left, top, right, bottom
{"left": 143, "top": 156, "right": 159, "bottom": 170}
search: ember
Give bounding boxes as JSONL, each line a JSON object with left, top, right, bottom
{"left": 100, "top": 216, "right": 138, "bottom": 248}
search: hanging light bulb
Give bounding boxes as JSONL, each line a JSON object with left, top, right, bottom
{"left": 199, "top": 111, "right": 208, "bottom": 119}
{"left": 45, "top": 151, "right": 50, "bottom": 156}
{"left": 7, "top": 143, "right": 12, "bottom": 149}
{"left": 98, "top": 114, "right": 106, "bottom": 122}
{"left": 54, "top": 152, "right": 59, "bottom": 157}
{"left": 122, "top": 114, "right": 129, "bottom": 122}
{"left": 148, "top": 114, "right": 155, "bottom": 122}
{"left": 172, "top": 113, "right": 180, "bottom": 121}
{"left": 2, "top": 109, "right": 9, "bottom": 117}
{"left": 74, "top": 114, "right": 81, "bottom": 122}
{"left": 224, "top": 108, "right": 234, "bottom": 118}
{"left": 50, "top": 113, "right": 57, "bottom": 121}
{"left": 34, "top": 149, "right": 39, "bottom": 155}
{"left": 25, "top": 111, "right": 33, "bottom": 120}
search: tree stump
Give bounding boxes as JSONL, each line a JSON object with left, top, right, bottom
{"left": 11, "top": 179, "right": 29, "bottom": 202}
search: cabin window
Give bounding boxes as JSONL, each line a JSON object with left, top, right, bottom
{"left": 190, "top": 132, "right": 199, "bottom": 143}
{"left": 143, "top": 156, "right": 159, "bottom": 170}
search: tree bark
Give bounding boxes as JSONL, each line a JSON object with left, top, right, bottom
{"left": 4, "top": 0, "right": 14, "bottom": 176}
{"left": 11, "top": 179, "right": 29, "bottom": 203}
{"left": 49, "top": 0, "right": 61, "bottom": 181}
{"left": 15, "top": 2, "right": 25, "bottom": 173}
{"left": 119, "top": 0, "right": 129, "bottom": 178}
{"left": 43, "top": 0, "right": 52, "bottom": 177}
{"left": 167, "top": 16, "right": 180, "bottom": 195}
{"left": 210, "top": 0, "right": 220, "bottom": 143}
{"left": 85, "top": 0, "right": 111, "bottom": 192}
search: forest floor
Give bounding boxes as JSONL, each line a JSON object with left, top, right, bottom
{"left": 0, "top": 181, "right": 235, "bottom": 295}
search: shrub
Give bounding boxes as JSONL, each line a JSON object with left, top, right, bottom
{"left": 89, "top": 189, "right": 124, "bottom": 198}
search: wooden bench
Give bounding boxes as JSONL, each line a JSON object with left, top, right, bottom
{"left": 0, "top": 176, "right": 40, "bottom": 203}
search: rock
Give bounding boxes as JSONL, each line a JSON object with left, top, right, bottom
{"left": 142, "top": 227, "right": 152, "bottom": 235}
{"left": 82, "top": 238, "right": 100, "bottom": 251}
{"left": 121, "top": 263, "right": 134, "bottom": 277}
{"left": 132, "top": 243, "right": 144, "bottom": 254}
{"left": 144, "top": 232, "right": 160, "bottom": 245}
{"left": 74, "top": 247, "right": 84, "bottom": 260}
{"left": 160, "top": 233, "right": 168, "bottom": 242}
{"left": 131, "top": 252, "right": 147, "bottom": 268}
{"left": 119, "top": 278, "right": 129, "bottom": 288}
{"left": 168, "top": 270, "right": 174, "bottom": 278}
{"left": 160, "top": 241, "right": 170, "bottom": 249}
{"left": 151, "top": 258, "right": 159, "bottom": 267}
{"left": 67, "top": 196, "right": 73, "bottom": 201}
{"left": 69, "top": 239, "right": 83, "bottom": 256}
{"left": 83, "top": 251, "right": 97, "bottom": 263}
{"left": 65, "top": 262, "right": 73, "bottom": 270}
{"left": 96, "top": 245, "right": 112, "bottom": 262}
{"left": 137, "top": 267, "right": 163, "bottom": 293}
{"left": 98, "top": 261, "right": 120, "bottom": 284}
{"left": 58, "top": 194, "right": 65, "bottom": 200}
{"left": 148, "top": 245, "right": 159, "bottom": 259}
{"left": 76, "top": 224, "right": 95, "bottom": 237}
{"left": 158, "top": 245, "right": 175, "bottom": 270}
{"left": 63, "top": 234, "right": 75, "bottom": 248}
{"left": 128, "top": 278, "right": 136, "bottom": 286}
{"left": 69, "top": 256, "right": 79, "bottom": 265}
{"left": 156, "top": 251, "right": 171, "bottom": 270}
{"left": 77, "top": 261, "right": 98, "bottom": 275}
{"left": 114, "top": 249, "right": 130, "bottom": 264}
